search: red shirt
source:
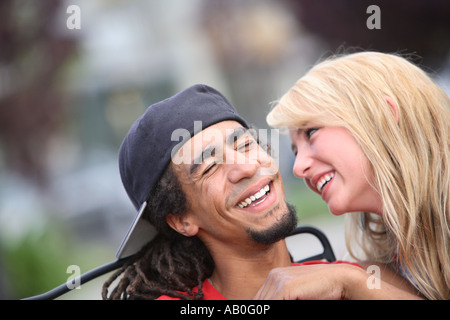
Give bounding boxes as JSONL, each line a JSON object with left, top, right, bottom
{"left": 156, "top": 260, "right": 361, "bottom": 300}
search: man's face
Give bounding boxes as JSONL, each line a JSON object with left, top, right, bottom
{"left": 170, "top": 121, "right": 296, "bottom": 249}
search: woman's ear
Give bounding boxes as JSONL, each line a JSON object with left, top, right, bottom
{"left": 385, "top": 96, "right": 399, "bottom": 123}
{"left": 166, "top": 213, "right": 199, "bottom": 237}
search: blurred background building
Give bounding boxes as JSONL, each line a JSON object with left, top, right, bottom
{"left": 0, "top": 0, "right": 449, "bottom": 299}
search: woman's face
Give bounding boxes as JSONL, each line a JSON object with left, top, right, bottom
{"left": 289, "top": 125, "right": 382, "bottom": 216}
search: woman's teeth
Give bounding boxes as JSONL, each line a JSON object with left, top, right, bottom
{"left": 238, "top": 184, "right": 270, "bottom": 208}
{"left": 317, "top": 173, "right": 335, "bottom": 192}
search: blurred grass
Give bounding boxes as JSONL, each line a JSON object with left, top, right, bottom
{"left": 285, "top": 181, "right": 330, "bottom": 223}
{"left": 0, "top": 219, "right": 112, "bottom": 300}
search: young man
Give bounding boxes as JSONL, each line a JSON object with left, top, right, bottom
{"left": 102, "top": 84, "right": 356, "bottom": 300}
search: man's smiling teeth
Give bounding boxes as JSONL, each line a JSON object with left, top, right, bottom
{"left": 238, "top": 185, "right": 270, "bottom": 208}
{"left": 317, "top": 173, "right": 335, "bottom": 192}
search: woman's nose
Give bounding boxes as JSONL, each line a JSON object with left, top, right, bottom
{"left": 292, "top": 148, "right": 313, "bottom": 178}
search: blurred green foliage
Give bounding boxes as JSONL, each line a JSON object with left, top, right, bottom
{"left": 285, "top": 181, "right": 330, "bottom": 223}
{"left": 0, "top": 220, "right": 111, "bottom": 300}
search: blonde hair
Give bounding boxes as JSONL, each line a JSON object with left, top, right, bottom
{"left": 267, "top": 51, "right": 450, "bottom": 299}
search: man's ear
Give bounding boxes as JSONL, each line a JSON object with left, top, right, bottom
{"left": 166, "top": 213, "right": 199, "bottom": 237}
{"left": 385, "top": 96, "right": 399, "bottom": 123}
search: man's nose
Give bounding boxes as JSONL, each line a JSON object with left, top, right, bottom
{"left": 226, "top": 147, "right": 272, "bottom": 183}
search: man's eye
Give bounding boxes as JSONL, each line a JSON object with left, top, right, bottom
{"left": 202, "top": 163, "right": 216, "bottom": 176}
{"left": 238, "top": 140, "right": 254, "bottom": 151}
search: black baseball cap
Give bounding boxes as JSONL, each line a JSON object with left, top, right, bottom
{"left": 116, "top": 84, "right": 249, "bottom": 258}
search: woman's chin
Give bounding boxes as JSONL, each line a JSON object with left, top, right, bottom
{"left": 328, "top": 205, "right": 347, "bottom": 216}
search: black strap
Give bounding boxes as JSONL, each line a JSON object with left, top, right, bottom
{"left": 22, "top": 258, "right": 130, "bottom": 300}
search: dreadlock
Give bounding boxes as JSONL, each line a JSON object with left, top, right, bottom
{"left": 102, "top": 165, "right": 214, "bottom": 300}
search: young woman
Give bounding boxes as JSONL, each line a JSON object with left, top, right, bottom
{"left": 265, "top": 52, "right": 449, "bottom": 299}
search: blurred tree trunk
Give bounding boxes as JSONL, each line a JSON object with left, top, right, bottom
{"left": 0, "top": 0, "right": 77, "bottom": 185}
{"left": 282, "top": 0, "right": 450, "bottom": 69}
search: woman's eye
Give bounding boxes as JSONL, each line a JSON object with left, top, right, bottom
{"left": 305, "top": 128, "right": 318, "bottom": 139}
